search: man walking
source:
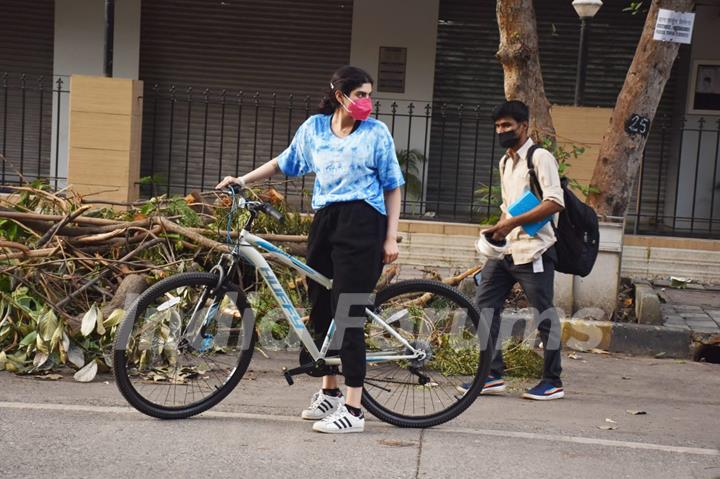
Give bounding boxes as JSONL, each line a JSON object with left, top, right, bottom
{"left": 460, "top": 100, "right": 566, "bottom": 400}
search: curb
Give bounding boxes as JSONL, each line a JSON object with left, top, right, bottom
{"left": 500, "top": 312, "right": 692, "bottom": 359}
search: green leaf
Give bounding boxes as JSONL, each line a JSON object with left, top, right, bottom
{"left": 81, "top": 305, "right": 99, "bottom": 337}
{"left": 50, "top": 324, "right": 64, "bottom": 352}
{"left": 96, "top": 308, "right": 106, "bottom": 336}
{"left": 20, "top": 331, "right": 38, "bottom": 347}
{"left": 103, "top": 308, "right": 124, "bottom": 329}
{"left": 0, "top": 351, "right": 6, "bottom": 370}
{"left": 38, "top": 309, "right": 58, "bottom": 342}
{"left": 73, "top": 360, "right": 98, "bottom": 383}
{"left": 35, "top": 333, "right": 49, "bottom": 354}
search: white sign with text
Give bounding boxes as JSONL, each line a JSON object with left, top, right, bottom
{"left": 653, "top": 9, "right": 695, "bottom": 44}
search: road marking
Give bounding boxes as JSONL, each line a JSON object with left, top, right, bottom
{"left": 1, "top": 401, "right": 718, "bottom": 457}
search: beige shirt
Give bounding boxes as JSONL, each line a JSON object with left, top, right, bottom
{"left": 498, "top": 138, "right": 565, "bottom": 265}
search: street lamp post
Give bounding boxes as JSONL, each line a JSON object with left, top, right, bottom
{"left": 572, "top": 0, "right": 603, "bottom": 106}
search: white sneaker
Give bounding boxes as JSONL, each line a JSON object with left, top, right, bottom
{"left": 312, "top": 405, "right": 365, "bottom": 434}
{"left": 301, "top": 390, "right": 344, "bottom": 420}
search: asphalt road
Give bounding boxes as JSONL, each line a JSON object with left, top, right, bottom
{"left": 1, "top": 352, "right": 718, "bottom": 478}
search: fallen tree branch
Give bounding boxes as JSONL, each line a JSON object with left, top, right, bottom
{"left": 35, "top": 205, "right": 92, "bottom": 247}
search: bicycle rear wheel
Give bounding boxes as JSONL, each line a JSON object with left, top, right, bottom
{"left": 113, "top": 272, "right": 256, "bottom": 419}
{"left": 362, "top": 280, "right": 491, "bottom": 428}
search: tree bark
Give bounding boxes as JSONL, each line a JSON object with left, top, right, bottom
{"left": 587, "top": 0, "right": 694, "bottom": 217}
{"left": 496, "top": 0, "right": 556, "bottom": 144}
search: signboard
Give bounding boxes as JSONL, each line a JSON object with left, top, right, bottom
{"left": 625, "top": 114, "right": 651, "bottom": 138}
{"left": 653, "top": 9, "right": 695, "bottom": 44}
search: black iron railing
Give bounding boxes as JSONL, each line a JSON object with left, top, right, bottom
{"left": 3, "top": 74, "right": 718, "bottom": 239}
{"left": 631, "top": 115, "right": 720, "bottom": 238}
{"left": 139, "top": 84, "right": 506, "bottom": 222}
{"left": 0, "top": 73, "right": 68, "bottom": 190}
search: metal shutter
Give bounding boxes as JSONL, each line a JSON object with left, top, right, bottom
{"left": 0, "top": 0, "right": 54, "bottom": 184}
{"left": 138, "top": 0, "right": 353, "bottom": 200}
{"left": 427, "top": 0, "right": 678, "bottom": 223}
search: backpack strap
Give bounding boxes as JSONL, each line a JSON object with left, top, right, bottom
{"left": 499, "top": 154, "right": 508, "bottom": 179}
{"left": 526, "top": 144, "right": 559, "bottom": 232}
{"left": 526, "top": 144, "right": 543, "bottom": 199}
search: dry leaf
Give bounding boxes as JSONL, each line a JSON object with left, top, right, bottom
{"left": 591, "top": 348, "right": 610, "bottom": 355}
{"left": 34, "top": 374, "right": 63, "bottom": 381}
{"left": 568, "top": 352, "right": 582, "bottom": 360}
{"left": 605, "top": 418, "right": 617, "bottom": 424}
{"left": 623, "top": 298, "right": 633, "bottom": 307}
{"left": 621, "top": 376, "right": 632, "bottom": 380}
{"left": 626, "top": 410, "right": 647, "bottom": 415}
{"left": 597, "top": 425, "right": 617, "bottom": 430}
{"left": 378, "top": 439, "right": 416, "bottom": 447}
{"left": 73, "top": 360, "right": 98, "bottom": 383}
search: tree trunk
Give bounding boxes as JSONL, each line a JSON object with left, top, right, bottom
{"left": 587, "top": 0, "right": 694, "bottom": 217}
{"left": 496, "top": 0, "right": 556, "bottom": 144}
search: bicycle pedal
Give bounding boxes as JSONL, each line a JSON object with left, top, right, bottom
{"left": 282, "top": 368, "right": 294, "bottom": 386}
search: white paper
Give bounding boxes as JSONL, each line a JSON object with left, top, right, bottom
{"left": 653, "top": 9, "right": 695, "bottom": 44}
{"left": 533, "top": 256, "right": 544, "bottom": 273}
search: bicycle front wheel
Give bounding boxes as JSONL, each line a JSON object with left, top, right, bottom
{"left": 113, "top": 272, "right": 256, "bottom": 419}
{"left": 362, "top": 280, "right": 491, "bottom": 428}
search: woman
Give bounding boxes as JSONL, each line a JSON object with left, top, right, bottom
{"left": 216, "top": 65, "right": 404, "bottom": 434}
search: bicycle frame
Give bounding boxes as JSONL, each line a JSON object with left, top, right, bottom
{"left": 233, "top": 229, "right": 423, "bottom": 366}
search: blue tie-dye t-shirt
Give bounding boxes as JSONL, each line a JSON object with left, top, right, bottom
{"left": 276, "top": 114, "right": 405, "bottom": 215}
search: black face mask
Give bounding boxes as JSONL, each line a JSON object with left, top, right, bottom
{"left": 498, "top": 129, "right": 520, "bottom": 149}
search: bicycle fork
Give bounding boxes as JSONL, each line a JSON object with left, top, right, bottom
{"left": 177, "top": 286, "right": 220, "bottom": 353}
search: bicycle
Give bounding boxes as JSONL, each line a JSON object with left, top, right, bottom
{"left": 113, "top": 186, "right": 491, "bottom": 428}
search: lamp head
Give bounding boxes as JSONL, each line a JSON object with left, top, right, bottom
{"left": 572, "top": 0, "right": 603, "bottom": 19}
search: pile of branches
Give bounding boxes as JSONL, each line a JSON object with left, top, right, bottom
{"left": 0, "top": 183, "right": 480, "bottom": 379}
{"left": 0, "top": 183, "right": 309, "bottom": 377}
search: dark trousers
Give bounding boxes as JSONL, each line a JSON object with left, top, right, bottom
{"left": 306, "top": 201, "right": 387, "bottom": 388}
{"left": 475, "top": 248, "right": 563, "bottom": 387}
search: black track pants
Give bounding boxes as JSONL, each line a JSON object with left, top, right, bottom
{"left": 306, "top": 201, "right": 387, "bottom": 387}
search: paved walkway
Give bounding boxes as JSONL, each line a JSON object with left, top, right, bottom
{"left": 657, "top": 282, "right": 720, "bottom": 335}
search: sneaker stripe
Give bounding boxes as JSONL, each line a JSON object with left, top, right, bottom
{"left": 485, "top": 379, "right": 504, "bottom": 387}
{"left": 333, "top": 420, "right": 343, "bottom": 429}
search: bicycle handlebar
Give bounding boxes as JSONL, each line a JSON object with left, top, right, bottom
{"left": 218, "top": 185, "right": 285, "bottom": 225}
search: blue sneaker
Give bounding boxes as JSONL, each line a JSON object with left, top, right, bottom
{"left": 523, "top": 381, "right": 564, "bottom": 400}
{"left": 456, "top": 375, "right": 507, "bottom": 395}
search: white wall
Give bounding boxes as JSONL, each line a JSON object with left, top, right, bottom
{"left": 350, "top": 0, "right": 439, "bottom": 104}
{"left": 114, "top": 0, "right": 142, "bottom": 80}
{"left": 350, "top": 0, "right": 439, "bottom": 212}
{"left": 51, "top": 0, "right": 142, "bottom": 184}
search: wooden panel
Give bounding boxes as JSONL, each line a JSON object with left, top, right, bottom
{"left": 551, "top": 106, "right": 613, "bottom": 197}
{"left": 68, "top": 149, "right": 133, "bottom": 186}
{"left": 67, "top": 75, "right": 144, "bottom": 202}
{"left": 70, "top": 75, "right": 135, "bottom": 116}
{"left": 70, "top": 112, "right": 132, "bottom": 151}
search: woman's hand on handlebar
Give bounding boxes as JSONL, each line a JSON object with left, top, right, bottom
{"left": 216, "top": 176, "right": 245, "bottom": 191}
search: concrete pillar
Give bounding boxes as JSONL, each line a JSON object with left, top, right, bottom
{"left": 67, "top": 75, "right": 143, "bottom": 202}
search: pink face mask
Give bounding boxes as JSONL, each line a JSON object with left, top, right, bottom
{"left": 343, "top": 95, "right": 373, "bottom": 121}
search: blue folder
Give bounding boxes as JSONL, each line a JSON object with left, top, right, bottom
{"left": 507, "top": 190, "right": 551, "bottom": 236}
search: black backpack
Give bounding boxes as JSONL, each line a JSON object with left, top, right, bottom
{"left": 524, "top": 145, "right": 600, "bottom": 277}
